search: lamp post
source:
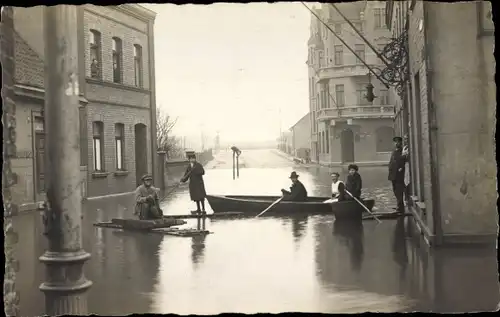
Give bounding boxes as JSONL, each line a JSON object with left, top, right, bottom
{"left": 231, "top": 146, "right": 242, "bottom": 179}
{"left": 39, "top": 5, "right": 92, "bottom": 315}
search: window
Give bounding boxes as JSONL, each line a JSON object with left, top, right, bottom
{"left": 374, "top": 8, "right": 386, "bottom": 29}
{"left": 334, "top": 45, "right": 343, "bottom": 65}
{"left": 326, "top": 48, "right": 329, "bottom": 65}
{"left": 133, "top": 44, "right": 143, "bottom": 87}
{"left": 325, "top": 128, "right": 329, "bottom": 153}
{"left": 34, "top": 116, "right": 45, "bottom": 192}
{"left": 335, "top": 84, "right": 345, "bottom": 106}
{"left": 115, "top": 123, "right": 125, "bottom": 170}
{"left": 334, "top": 23, "right": 342, "bottom": 35}
{"left": 319, "top": 51, "right": 324, "bottom": 68}
{"left": 356, "top": 87, "right": 368, "bottom": 105}
{"left": 380, "top": 89, "right": 389, "bottom": 105}
{"left": 112, "top": 37, "right": 122, "bottom": 83}
{"left": 89, "top": 30, "right": 101, "bottom": 79}
{"left": 93, "top": 121, "right": 104, "bottom": 171}
{"left": 355, "top": 44, "right": 365, "bottom": 65}
{"left": 375, "top": 126, "right": 394, "bottom": 152}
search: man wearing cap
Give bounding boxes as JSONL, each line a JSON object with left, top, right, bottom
{"left": 388, "top": 136, "right": 408, "bottom": 213}
{"left": 181, "top": 153, "right": 207, "bottom": 214}
{"left": 345, "top": 164, "right": 362, "bottom": 200}
{"left": 281, "top": 171, "right": 308, "bottom": 202}
{"left": 134, "top": 174, "right": 163, "bottom": 220}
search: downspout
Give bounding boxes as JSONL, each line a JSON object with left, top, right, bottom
{"left": 148, "top": 18, "right": 159, "bottom": 187}
{"left": 423, "top": 2, "right": 444, "bottom": 246}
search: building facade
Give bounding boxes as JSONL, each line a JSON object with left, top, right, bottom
{"left": 290, "top": 112, "right": 312, "bottom": 160}
{"left": 307, "top": 1, "right": 396, "bottom": 166}
{"left": 11, "top": 5, "right": 157, "bottom": 210}
{"left": 387, "top": 0, "right": 496, "bottom": 246}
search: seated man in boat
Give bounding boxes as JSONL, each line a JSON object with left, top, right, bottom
{"left": 323, "top": 172, "right": 346, "bottom": 203}
{"left": 345, "top": 164, "right": 362, "bottom": 200}
{"left": 281, "top": 171, "right": 308, "bottom": 202}
{"left": 180, "top": 152, "right": 207, "bottom": 215}
{"left": 134, "top": 174, "right": 163, "bottom": 220}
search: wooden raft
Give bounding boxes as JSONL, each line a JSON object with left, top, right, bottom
{"left": 93, "top": 218, "right": 187, "bottom": 231}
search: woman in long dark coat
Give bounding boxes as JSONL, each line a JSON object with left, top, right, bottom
{"left": 181, "top": 153, "right": 207, "bottom": 214}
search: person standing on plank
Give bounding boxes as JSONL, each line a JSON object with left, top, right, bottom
{"left": 388, "top": 136, "right": 408, "bottom": 214}
{"left": 181, "top": 152, "right": 207, "bottom": 215}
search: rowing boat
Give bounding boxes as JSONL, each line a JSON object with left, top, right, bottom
{"left": 206, "top": 195, "right": 375, "bottom": 218}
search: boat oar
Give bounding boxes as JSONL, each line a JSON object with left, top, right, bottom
{"left": 255, "top": 196, "right": 284, "bottom": 218}
{"left": 345, "top": 190, "right": 382, "bottom": 224}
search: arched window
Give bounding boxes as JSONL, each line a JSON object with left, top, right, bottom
{"left": 133, "top": 44, "right": 143, "bottom": 87}
{"left": 89, "top": 30, "right": 101, "bottom": 79}
{"left": 375, "top": 126, "right": 395, "bottom": 152}
{"left": 115, "top": 123, "right": 125, "bottom": 170}
{"left": 112, "top": 37, "right": 122, "bottom": 83}
{"left": 92, "top": 121, "right": 104, "bottom": 171}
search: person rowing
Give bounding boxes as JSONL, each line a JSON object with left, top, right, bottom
{"left": 281, "top": 171, "right": 308, "bottom": 202}
{"left": 345, "top": 164, "right": 362, "bottom": 200}
{"left": 323, "top": 172, "right": 346, "bottom": 203}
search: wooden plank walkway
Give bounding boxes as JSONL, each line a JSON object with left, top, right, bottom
{"left": 161, "top": 212, "right": 245, "bottom": 219}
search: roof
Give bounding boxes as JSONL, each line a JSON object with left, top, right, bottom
{"left": 289, "top": 112, "right": 311, "bottom": 130}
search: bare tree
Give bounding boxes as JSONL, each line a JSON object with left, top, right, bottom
{"left": 156, "top": 108, "right": 182, "bottom": 159}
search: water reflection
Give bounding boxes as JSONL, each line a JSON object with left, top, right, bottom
{"left": 332, "top": 221, "right": 364, "bottom": 273}
{"left": 191, "top": 234, "right": 207, "bottom": 269}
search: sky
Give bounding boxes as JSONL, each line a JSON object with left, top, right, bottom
{"left": 143, "top": 2, "right": 314, "bottom": 149}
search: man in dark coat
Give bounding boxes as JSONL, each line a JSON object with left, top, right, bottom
{"left": 388, "top": 136, "right": 407, "bottom": 213}
{"left": 181, "top": 153, "right": 207, "bottom": 214}
{"left": 281, "top": 171, "right": 308, "bottom": 202}
{"left": 134, "top": 174, "right": 163, "bottom": 220}
{"left": 345, "top": 164, "right": 362, "bottom": 199}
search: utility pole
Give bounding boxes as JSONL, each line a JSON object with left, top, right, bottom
{"left": 2, "top": 6, "right": 21, "bottom": 316}
{"left": 39, "top": 5, "right": 92, "bottom": 315}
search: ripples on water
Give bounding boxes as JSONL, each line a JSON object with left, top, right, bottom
{"left": 12, "top": 153, "right": 500, "bottom": 315}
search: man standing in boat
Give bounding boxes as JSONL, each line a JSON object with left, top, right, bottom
{"left": 345, "top": 164, "right": 362, "bottom": 200}
{"left": 281, "top": 171, "right": 308, "bottom": 202}
{"left": 388, "top": 136, "right": 408, "bottom": 214}
{"left": 181, "top": 152, "right": 207, "bottom": 215}
{"left": 134, "top": 174, "right": 163, "bottom": 220}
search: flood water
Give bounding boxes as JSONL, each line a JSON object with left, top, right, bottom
{"left": 12, "top": 149, "right": 499, "bottom": 315}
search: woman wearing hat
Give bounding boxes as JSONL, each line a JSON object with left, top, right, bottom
{"left": 281, "top": 171, "right": 308, "bottom": 202}
{"left": 345, "top": 164, "right": 362, "bottom": 200}
{"left": 181, "top": 153, "right": 207, "bottom": 214}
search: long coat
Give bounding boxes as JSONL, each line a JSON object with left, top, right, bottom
{"left": 135, "top": 184, "right": 162, "bottom": 219}
{"left": 388, "top": 148, "right": 406, "bottom": 183}
{"left": 181, "top": 162, "right": 207, "bottom": 201}
{"left": 282, "top": 180, "right": 308, "bottom": 202}
{"left": 345, "top": 173, "right": 362, "bottom": 199}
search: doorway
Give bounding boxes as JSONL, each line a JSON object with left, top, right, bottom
{"left": 340, "top": 128, "right": 355, "bottom": 163}
{"left": 134, "top": 124, "right": 148, "bottom": 186}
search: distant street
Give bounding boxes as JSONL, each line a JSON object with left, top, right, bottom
{"left": 11, "top": 149, "right": 499, "bottom": 315}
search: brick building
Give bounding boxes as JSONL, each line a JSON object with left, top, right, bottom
{"left": 11, "top": 5, "right": 158, "bottom": 210}
{"left": 387, "top": 1, "right": 496, "bottom": 246}
{"left": 307, "top": 1, "right": 395, "bottom": 167}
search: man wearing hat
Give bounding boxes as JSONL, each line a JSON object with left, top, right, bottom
{"left": 134, "top": 174, "right": 163, "bottom": 220}
{"left": 388, "top": 136, "right": 408, "bottom": 213}
{"left": 281, "top": 171, "right": 308, "bottom": 202}
{"left": 181, "top": 152, "right": 207, "bottom": 214}
{"left": 345, "top": 164, "right": 362, "bottom": 199}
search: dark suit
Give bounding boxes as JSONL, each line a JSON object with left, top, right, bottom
{"left": 388, "top": 148, "right": 406, "bottom": 212}
{"left": 345, "top": 173, "right": 362, "bottom": 199}
{"left": 282, "top": 180, "right": 308, "bottom": 202}
{"left": 181, "top": 162, "right": 207, "bottom": 202}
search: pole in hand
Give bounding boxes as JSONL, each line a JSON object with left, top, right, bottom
{"left": 345, "top": 190, "right": 382, "bottom": 224}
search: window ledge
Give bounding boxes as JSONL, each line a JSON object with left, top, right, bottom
{"left": 86, "top": 77, "right": 148, "bottom": 93}
{"left": 92, "top": 172, "right": 109, "bottom": 179}
{"left": 114, "top": 170, "right": 129, "bottom": 177}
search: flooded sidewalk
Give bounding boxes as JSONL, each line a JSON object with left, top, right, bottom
{"left": 11, "top": 149, "right": 499, "bottom": 315}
